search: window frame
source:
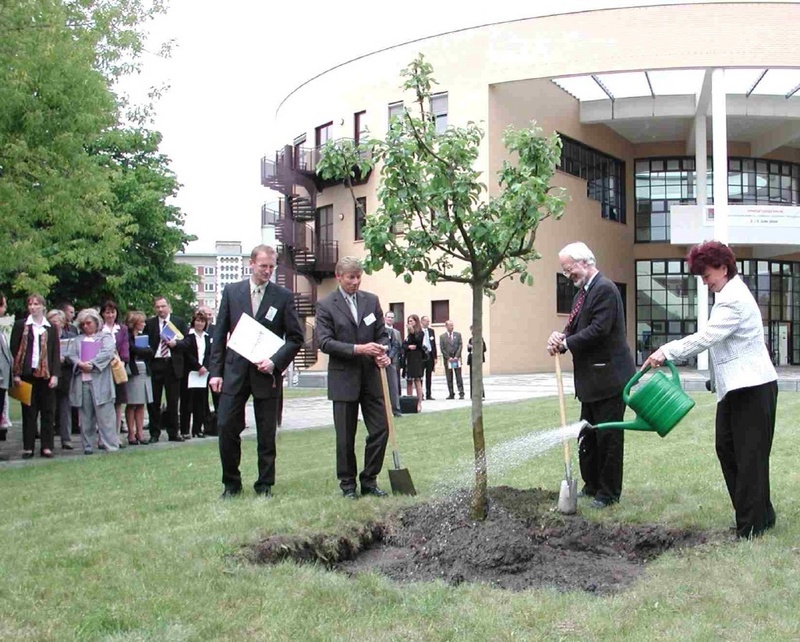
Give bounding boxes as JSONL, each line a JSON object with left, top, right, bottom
{"left": 431, "top": 300, "right": 449, "bottom": 325}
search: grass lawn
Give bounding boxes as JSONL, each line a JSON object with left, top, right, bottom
{"left": 1, "top": 392, "right": 799, "bottom": 640}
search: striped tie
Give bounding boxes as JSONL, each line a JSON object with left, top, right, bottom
{"left": 564, "top": 288, "right": 587, "bottom": 333}
{"left": 159, "top": 320, "right": 169, "bottom": 358}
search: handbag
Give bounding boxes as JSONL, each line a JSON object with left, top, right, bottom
{"left": 110, "top": 354, "right": 128, "bottom": 384}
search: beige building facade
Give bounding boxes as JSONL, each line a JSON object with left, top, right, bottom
{"left": 263, "top": 2, "right": 800, "bottom": 374}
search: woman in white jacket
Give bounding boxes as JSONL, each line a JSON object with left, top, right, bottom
{"left": 644, "top": 241, "right": 778, "bottom": 539}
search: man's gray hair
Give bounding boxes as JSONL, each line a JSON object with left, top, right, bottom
{"left": 559, "top": 242, "right": 596, "bottom": 266}
{"left": 335, "top": 256, "right": 363, "bottom": 275}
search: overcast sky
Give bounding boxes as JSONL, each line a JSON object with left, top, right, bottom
{"left": 122, "top": 0, "right": 740, "bottom": 253}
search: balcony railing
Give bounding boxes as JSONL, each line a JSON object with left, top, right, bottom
{"left": 261, "top": 201, "right": 279, "bottom": 227}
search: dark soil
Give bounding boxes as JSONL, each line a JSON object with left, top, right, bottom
{"left": 248, "top": 486, "right": 718, "bottom": 594}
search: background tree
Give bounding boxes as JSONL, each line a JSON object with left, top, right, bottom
{"left": 318, "top": 54, "right": 567, "bottom": 520}
{"left": 0, "top": 0, "right": 195, "bottom": 314}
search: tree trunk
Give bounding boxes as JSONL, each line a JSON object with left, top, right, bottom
{"left": 469, "top": 280, "right": 487, "bottom": 521}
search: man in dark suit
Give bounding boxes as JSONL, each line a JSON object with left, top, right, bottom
{"left": 383, "top": 311, "right": 403, "bottom": 417}
{"left": 145, "top": 296, "right": 188, "bottom": 443}
{"left": 209, "top": 245, "right": 303, "bottom": 499}
{"left": 316, "top": 256, "right": 390, "bottom": 500}
{"left": 439, "top": 320, "right": 464, "bottom": 400}
{"left": 421, "top": 315, "right": 437, "bottom": 400}
{"left": 548, "top": 242, "right": 635, "bottom": 508}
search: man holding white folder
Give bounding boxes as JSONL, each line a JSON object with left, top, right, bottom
{"left": 209, "top": 245, "right": 303, "bottom": 499}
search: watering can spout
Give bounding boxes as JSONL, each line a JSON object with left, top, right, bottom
{"left": 590, "top": 361, "right": 696, "bottom": 438}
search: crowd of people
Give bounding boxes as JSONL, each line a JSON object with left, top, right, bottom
{"left": 1, "top": 240, "right": 779, "bottom": 539}
{"left": 0, "top": 291, "right": 217, "bottom": 460}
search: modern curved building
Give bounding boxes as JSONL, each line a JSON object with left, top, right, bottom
{"left": 261, "top": 1, "right": 800, "bottom": 374}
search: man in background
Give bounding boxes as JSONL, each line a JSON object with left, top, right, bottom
{"left": 384, "top": 311, "right": 403, "bottom": 417}
{"left": 145, "top": 296, "right": 188, "bottom": 443}
{"left": 439, "top": 320, "right": 464, "bottom": 400}
{"left": 421, "top": 315, "right": 437, "bottom": 400}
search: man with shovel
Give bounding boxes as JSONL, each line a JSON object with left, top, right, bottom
{"left": 547, "top": 242, "right": 635, "bottom": 508}
{"left": 316, "top": 257, "right": 391, "bottom": 500}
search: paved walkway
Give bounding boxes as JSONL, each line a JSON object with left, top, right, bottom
{"left": 3, "top": 367, "right": 800, "bottom": 467}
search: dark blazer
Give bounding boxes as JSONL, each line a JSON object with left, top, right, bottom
{"left": 128, "top": 330, "right": 153, "bottom": 376}
{"left": 467, "top": 337, "right": 486, "bottom": 366}
{"left": 183, "top": 331, "right": 212, "bottom": 372}
{"left": 10, "top": 319, "right": 62, "bottom": 379}
{"left": 565, "top": 273, "right": 635, "bottom": 404}
{"left": 210, "top": 279, "right": 303, "bottom": 398}
{"left": 316, "top": 288, "right": 388, "bottom": 402}
{"left": 144, "top": 314, "right": 188, "bottom": 378}
{"left": 422, "top": 327, "right": 438, "bottom": 361}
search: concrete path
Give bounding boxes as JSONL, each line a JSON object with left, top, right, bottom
{"left": 3, "top": 367, "right": 800, "bottom": 467}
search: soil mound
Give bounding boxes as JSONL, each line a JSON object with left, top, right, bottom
{"left": 249, "top": 486, "right": 716, "bottom": 594}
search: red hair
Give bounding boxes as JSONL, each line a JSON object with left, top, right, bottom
{"left": 687, "top": 241, "right": 738, "bottom": 277}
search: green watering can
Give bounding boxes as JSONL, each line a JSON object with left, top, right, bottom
{"left": 593, "top": 360, "right": 696, "bottom": 437}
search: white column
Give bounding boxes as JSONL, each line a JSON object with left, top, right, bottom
{"left": 711, "top": 68, "right": 729, "bottom": 244}
{"left": 694, "top": 111, "right": 709, "bottom": 371}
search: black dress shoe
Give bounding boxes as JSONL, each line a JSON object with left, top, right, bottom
{"left": 168, "top": 435, "right": 184, "bottom": 442}
{"left": 255, "top": 487, "right": 273, "bottom": 498}
{"left": 393, "top": 412, "right": 403, "bottom": 417}
{"left": 426, "top": 396, "right": 435, "bottom": 401}
{"left": 446, "top": 395, "right": 455, "bottom": 400}
{"left": 195, "top": 432, "right": 206, "bottom": 438}
{"left": 459, "top": 394, "right": 465, "bottom": 399}
{"left": 22, "top": 451, "right": 34, "bottom": 459}
{"left": 62, "top": 443, "right": 74, "bottom": 450}
{"left": 590, "top": 498, "right": 612, "bottom": 509}
{"left": 149, "top": 435, "right": 160, "bottom": 443}
{"left": 361, "top": 486, "right": 388, "bottom": 497}
{"left": 220, "top": 488, "right": 242, "bottom": 500}
{"left": 342, "top": 489, "right": 358, "bottom": 500}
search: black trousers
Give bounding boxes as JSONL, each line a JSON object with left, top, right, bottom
{"left": 332, "top": 388, "right": 388, "bottom": 492}
{"left": 181, "top": 385, "right": 209, "bottom": 436}
{"left": 218, "top": 385, "right": 279, "bottom": 493}
{"left": 468, "top": 363, "right": 484, "bottom": 398}
{"left": 148, "top": 359, "right": 180, "bottom": 439}
{"left": 424, "top": 354, "right": 435, "bottom": 398}
{"left": 579, "top": 394, "right": 625, "bottom": 504}
{"left": 716, "top": 381, "right": 778, "bottom": 538}
{"left": 22, "top": 376, "right": 55, "bottom": 452}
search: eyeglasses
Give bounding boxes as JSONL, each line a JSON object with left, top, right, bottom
{"left": 562, "top": 262, "right": 581, "bottom": 277}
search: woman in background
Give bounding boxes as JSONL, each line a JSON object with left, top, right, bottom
{"left": 46, "top": 309, "right": 76, "bottom": 451}
{"left": 100, "top": 300, "right": 129, "bottom": 437}
{"left": 644, "top": 241, "right": 778, "bottom": 539}
{"left": 67, "top": 308, "right": 118, "bottom": 454}
{"left": 467, "top": 326, "right": 486, "bottom": 400}
{"left": 401, "top": 314, "right": 425, "bottom": 412}
{"left": 11, "top": 293, "right": 60, "bottom": 459}
{"left": 180, "top": 309, "right": 211, "bottom": 438}
{"left": 124, "top": 311, "right": 153, "bottom": 445}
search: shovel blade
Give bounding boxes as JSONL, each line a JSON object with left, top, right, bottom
{"left": 388, "top": 468, "right": 417, "bottom": 496}
{"left": 557, "top": 478, "right": 578, "bottom": 514}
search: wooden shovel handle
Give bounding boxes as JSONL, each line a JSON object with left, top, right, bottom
{"left": 554, "top": 353, "right": 572, "bottom": 475}
{"left": 379, "top": 366, "right": 400, "bottom": 452}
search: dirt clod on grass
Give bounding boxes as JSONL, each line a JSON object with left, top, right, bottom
{"left": 248, "top": 486, "right": 716, "bottom": 594}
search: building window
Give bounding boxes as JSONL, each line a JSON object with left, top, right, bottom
{"left": 354, "top": 111, "right": 367, "bottom": 145}
{"left": 316, "top": 205, "right": 334, "bottom": 245}
{"left": 355, "top": 197, "right": 367, "bottom": 241}
{"left": 430, "top": 92, "right": 448, "bottom": 134}
{"left": 203, "top": 266, "right": 215, "bottom": 275}
{"left": 388, "top": 101, "right": 403, "bottom": 127}
{"left": 634, "top": 156, "right": 800, "bottom": 243}
{"left": 558, "top": 134, "right": 626, "bottom": 224}
{"left": 431, "top": 300, "right": 449, "bottom": 324}
{"left": 242, "top": 267, "right": 252, "bottom": 276}
{"left": 293, "top": 135, "right": 307, "bottom": 171}
{"left": 190, "top": 283, "right": 198, "bottom": 293}
{"left": 203, "top": 283, "right": 215, "bottom": 292}
{"left": 556, "top": 274, "right": 575, "bottom": 314}
{"left": 315, "top": 122, "right": 333, "bottom": 148}
{"left": 389, "top": 302, "right": 404, "bottom": 339}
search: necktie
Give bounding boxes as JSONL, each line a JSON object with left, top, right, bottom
{"left": 347, "top": 294, "right": 358, "bottom": 324}
{"left": 159, "top": 319, "right": 169, "bottom": 358}
{"left": 564, "top": 288, "right": 587, "bottom": 333}
{"left": 252, "top": 286, "right": 263, "bottom": 314}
